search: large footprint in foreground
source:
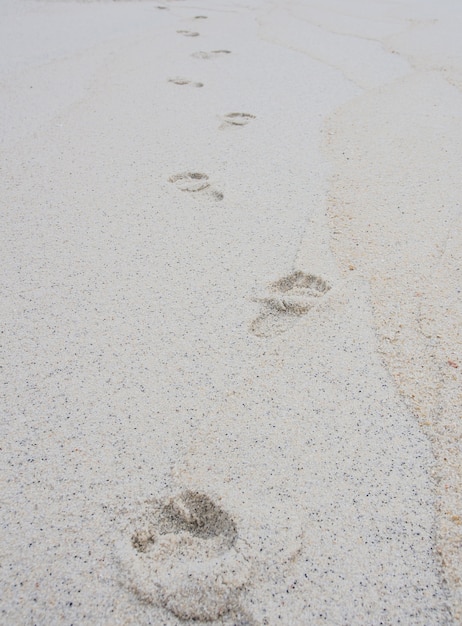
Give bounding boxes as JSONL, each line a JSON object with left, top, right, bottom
{"left": 251, "top": 271, "right": 331, "bottom": 337}
{"left": 117, "top": 491, "right": 252, "bottom": 621}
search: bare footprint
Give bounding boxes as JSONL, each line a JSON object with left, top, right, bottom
{"left": 117, "top": 491, "right": 252, "bottom": 621}
{"left": 168, "top": 77, "right": 204, "bottom": 88}
{"left": 169, "top": 172, "right": 223, "bottom": 200}
{"left": 169, "top": 172, "right": 209, "bottom": 192}
{"left": 220, "top": 112, "right": 256, "bottom": 129}
{"left": 177, "top": 29, "right": 200, "bottom": 37}
{"left": 192, "top": 50, "right": 231, "bottom": 60}
{"left": 250, "top": 271, "right": 331, "bottom": 337}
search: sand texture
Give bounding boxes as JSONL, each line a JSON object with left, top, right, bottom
{"left": 1, "top": 0, "right": 461, "bottom": 623}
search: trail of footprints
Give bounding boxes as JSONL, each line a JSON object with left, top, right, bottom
{"left": 120, "top": 12, "right": 329, "bottom": 623}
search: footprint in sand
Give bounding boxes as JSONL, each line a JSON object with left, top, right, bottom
{"left": 118, "top": 491, "right": 252, "bottom": 621}
{"left": 220, "top": 112, "right": 256, "bottom": 129}
{"left": 168, "top": 77, "right": 204, "bottom": 88}
{"left": 192, "top": 50, "right": 231, "bottom": 60}
{"left": 250, "top": 271, "right": 331, "bottom": 337}
{"left": 169, "top": 172, "right": 223, "bottom": 200}
{"left": 177, "top": 29, "right": 200, "bottom": 37}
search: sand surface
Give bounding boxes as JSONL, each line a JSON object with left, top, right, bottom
{"left": 1, "top": 0, "right": 461, "bottom": 623}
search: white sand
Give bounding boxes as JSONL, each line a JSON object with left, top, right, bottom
{"left": 1, "top": 0, "right": 461, "bottom": 623}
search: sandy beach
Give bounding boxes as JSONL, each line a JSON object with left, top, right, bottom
{"left": 1, "top": 0, "right": 461, "bottom": 623}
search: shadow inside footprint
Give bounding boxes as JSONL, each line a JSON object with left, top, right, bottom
{"left": 192, "top": 50, "right": 231, "bottom": 60}
{"left": 177, "top": 29, "right": 200, "bottom": 37}
{"left": 119, "top": 491, "right": 251, "bottom": 621}
{"left": 168, "top": 77, "right": 204, "bottom": 87}
{"left": 221, "top": 112, "right": 256, "bottom": 128}
{"left": 169, "top": 172, "right": 223, "bottom": 200}
{"left": 169, "top": 172, "right": 210, "bottom": 192}
{"left": 132, "top": 491, "right": 237, "bottom": 550}
{"left": 251, "top": 271, "right": 331, "bottom": 337}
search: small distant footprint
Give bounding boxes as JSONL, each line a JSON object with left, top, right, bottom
{"left": 177, "top": 29, "right": 200, "bottom": 37}
{"left": 169, "top": 172, "right": 223, "bottom": 200}
{"left": 250, "top": 271, "right": 331, "bottom": 337}
{"left": 194, "top": 15, "right": 208, "bottom": 19}
{"left": 192, "top": 50, "right": 231, "bottom": 60}
{"left": 118, "top": 491, "right": 252, "bottom": 621}
{"left": 220, "top": 112, "right": 256, "bottom": 129}
{"left": 168, "top": 77, "right": 204, "bottom": 88}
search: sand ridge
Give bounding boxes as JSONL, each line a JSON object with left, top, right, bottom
{"left": 325, "top": 71, "right": 462, "bottom": 621}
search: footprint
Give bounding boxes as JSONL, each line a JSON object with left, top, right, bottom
{"left": 220, "top": 112, "right": 256, "bottom": 129}
{"left": 192, "top": 50, "right": 231, "bottom": 60}
{"left": 169, "top": 172, "right": 210, "bottom": 192}
{"left": 177, "top": 29, "right": 200, "bottom": 37}
{"left": 194, "top": 15, "right": 208, "bottom": 19}
{"left": 118, "top": 491, "right": 252, "bottom": 621}
{"left": 169, "top": 172, "right": 223, "bottom": 200}
{"left": 250, "top": 271, "right": 331, "bottom": 337}
{"left": 168, "top": 77, "right": 204, "bottom": 88}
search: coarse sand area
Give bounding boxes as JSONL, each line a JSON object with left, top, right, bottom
{"left": 1, "top": 0, "right": 462, "bottom": 623}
